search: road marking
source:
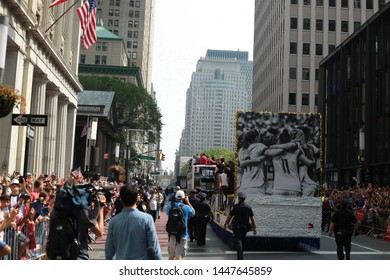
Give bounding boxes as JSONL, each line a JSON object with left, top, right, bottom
{"left": 322, "top": 234, "right": 383, "bottom": 252}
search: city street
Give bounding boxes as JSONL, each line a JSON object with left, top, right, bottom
{"left": 89, "top": 211, "right": 390, "bottom": 260}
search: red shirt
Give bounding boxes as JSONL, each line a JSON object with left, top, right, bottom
{"left": 200, "top": 155, "right": 208, "bottom": 165}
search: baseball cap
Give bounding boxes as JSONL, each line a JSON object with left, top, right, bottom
{"left": 197, "top": 192, "right": 207, "bottom": 199}
{"left": 175, "top": 190, "right": 185, "bottom": 199}
{"left": 237, "top": 191, "right": 247, "bottom": 199}
{"left": 175, "top": 186, "right": 181, "bottom": 190}
{"left": 10, "top": 178, "right": 19, "bottom": 185}
{"left": 26, "top": 172, "right": 32, "bottom": 177}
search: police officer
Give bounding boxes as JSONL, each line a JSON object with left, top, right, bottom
{"left": 223, "top": 192, "right": 257, "bottom": 260}
{"left": 328, "top": 197, "right": 357, "bottom": 260}
{"left": 188, "top": 189, "right": 200, "bottom": 242}
{"left": 194, "top": 192, "right": 213, "bottom": 246}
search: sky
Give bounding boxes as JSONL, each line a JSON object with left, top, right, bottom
{"left": 152, "top": 0, "right": 255, "bottom": 171}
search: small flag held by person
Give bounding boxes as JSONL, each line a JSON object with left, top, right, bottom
{"left": 49, "top": 0, "right": 68, "bottom": 8}
{"left": 77, "top": 0, "right": 97, "bottom": 50}
{"left": 80, "top": 124, "right": 89, "bottom": 137}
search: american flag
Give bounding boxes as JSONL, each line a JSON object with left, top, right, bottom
{"left": 77, "top": 0, "right": 97, "bottom": 50}
{"left": 71, "top": 167, "right": 83, "bottom": 179}
{"left": 49, "top": 0, "right": 68, "bottom": 8}
{"left": 80, "top": 124, "right": 89, "bottom": 137}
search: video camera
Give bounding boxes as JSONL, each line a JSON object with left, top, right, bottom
{"left": 74, "top": 183, "right": 115, "bottom": 206}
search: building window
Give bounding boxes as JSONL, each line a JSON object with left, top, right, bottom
{"left": 366, "top": 0, "right": 373, "bottom": 9}
{"left": 329, "top": 0, "right": 336, "bottom": 7}
{"left": 289, "top": 92, "right": 296, "bottom": 105}
{"left": 354, "top": 0, "right": 361, "bottom": 8}
{"left": 129, "top": 0, "right": 134, "bottom": 7}
{"left": 129, "top": 10, "right": 134, "bottom": 17}
{"left": 96, "top": 42, "right": 102, "bottom": 51}
{"left": 354, "top": 21, "right": 361, "bottom": 31}
{"left": 132, "top": 52, "right": 137, "bottom": 59}
{"left": 102, "top": 42, "right": 108, "bottom": 51}
{"left": 303, "top": 18, "right": 310, "bottom": 30}
{"left": 114, "top": 20, "right": 119, "bottom": 27}
{"left": 134, "top": 21, "right": 139, "bottom": 28}
{"left": 329, "top": 20, "right": 336, "bottom": 31}
{"left": 291, "top": 0, "right": 298, "bottom": 4}
{"left": 128, "top": 20, "right": 133, "bottom": 28}
{"left": 316, "top": 0, "right": 323, "bottom": 6}
{"left": 303, "top": 0, "right": 310, "bottom": 5}
{"left": 379, "top": 0, "right": 386, "bottom": 8}
{"left": 290, "top": 42, "right": 297, "bottom": 54}
{"left": 128, "top": 31, "right": 132, "bottom": 38}
{"left": 341, "top": 21, "right": 348, "bottom": 32}
{"left": 135, "top": 11, "right": 140, "bottom": 18}
{"left": 289, "top": 67, "right": 297, "bottom": 79}
{"left": 303, "top": 43, "right": 310, "bottom": 55}
{"left": 109, "top": 9, "right": 114, "bottom": 16}
{"left": 302, "top": 93, "right": 310, "bottom": 106}
{"left": 127, "top": 41, "right": 132, "bottom": 48}
{"left": 314, "top": 94, "right": 318, "bottom": 106}
{"left": 328, "top": 44, "right": 336, "bottom": 53}
{"left": 135, "top": 1, "right": 140, "bottom": 7}
{"left": 302, "top": 68, "right": 310, "bottom": 80}
{"left": 315, "top": 69, "right": 319, "bottom": 80}
{"left": 316, "top": 19, "right": 323, "bottom": 31}
{"left": 97, "top": 0, "right": 103, "bottom": 5}
{"left": 133, "top": 41, "right": 138, "bottom": 49}
{"left": 341, "top": 0, "right": 348, "bottom": 8}
{"left": 113, "top": 30, "right": 118, "bottom": 35}
{"left": 315, "top": 44, "right": 323, "bottom": 56}
{"left": 134, "top": 31, "right": 138, "bottom": 38}
{"left": 95, "top": 55, "right": 101, "bottom": 64}
{"left": 97, "top": 8, "right": 102, "bottom": 16}
{"left": 115, "top": 10, "right": 120, "bottom": 16}
{"left": 80, "top": 54, "right": 86, "bottom": 64}
{"left": 101, "top": 56, "right": 107, "bottom": 65}
{"left": 108, "top": 19, "right": 113, "bottom": 27}
{"left": 291, "top": 17, "right": 298, "bottom": 29}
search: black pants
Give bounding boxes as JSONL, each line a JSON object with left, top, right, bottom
{"left": 188, "top": 217, "right": 196, "bottom": 241}
{"left": 233, "top": 227, "right": 249, "bottom": 260}
{"left": 334, "top": 231, "right": 353, "bottom": 260}
{"left": 194, "top": 215, "right": 209, "bottom": 246}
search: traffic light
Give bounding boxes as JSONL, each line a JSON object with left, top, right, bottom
{"left": 157, "top": 152, "right": 161, "bottom": 161}
{"left": 161, "top": 153, "right": 165, "bottom": 161}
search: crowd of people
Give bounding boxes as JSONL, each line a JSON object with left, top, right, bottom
{"left": 322, "top": 184, "right": 390, "bottom": 238}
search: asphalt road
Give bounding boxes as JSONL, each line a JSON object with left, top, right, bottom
{"left": 89, "top": 211, "right": 390, "bottom": 260}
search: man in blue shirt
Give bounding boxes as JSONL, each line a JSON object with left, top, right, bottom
{"left": 105, "top": 184, "right": 162, "bottom": 260}
{"left": 166, "top": 190, "right": 195, "bottom": 260}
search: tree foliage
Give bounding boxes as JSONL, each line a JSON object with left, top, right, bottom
{"left": 201, "top": 147, "right": 235, "bottom": 162}
{"left": 78, "top": 75, "right": 162, "bottom": 144}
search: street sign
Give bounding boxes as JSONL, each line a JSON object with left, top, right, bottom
{"left": 27, "top": 125, "right": 35, "bottom": 140}
{"left": 12, "top": 114, "right": 48, "bottom": 126}
{"left": 135, "top": 155, "right": 155, "bottom": 161}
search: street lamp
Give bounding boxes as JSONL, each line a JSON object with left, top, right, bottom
{"left": 0, "top": 15, "right": 9, "bottom": 84}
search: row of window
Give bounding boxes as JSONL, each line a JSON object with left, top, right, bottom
{"left": 289, "top": 67, "right": 319, "bottom": 81}
{"left": 288, "top": 92, "right": 318, "bottom": 107}
{"left": 79, "top": 52, "right": 138, "bottom": 64}
{"left": 98, "top": 0, "right": 141, "bottom": 8}
{"left": 290, "top": 43, "right": 336, "bottom": 55}
{"left": 97, "top": 9, "right": 141, "bottom": 18}
{"left": 291, "top": 18, "right": 361, "bottom": 32}
{"left": 291, "top": 0, "right": 377, "bottom": 9}
{"left": 107, "top": 20, "right": 140, "bottom": 28}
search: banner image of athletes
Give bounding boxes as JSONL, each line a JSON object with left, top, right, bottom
{"left": 234, "top": 112, "right": 322, "bottom": 239}
{"left": 236, "top": 111, "right": 321, "bottom": 197}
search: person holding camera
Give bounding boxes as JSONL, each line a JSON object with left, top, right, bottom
{"left": 105, "top": 184, "right": 162, "bottom": 260}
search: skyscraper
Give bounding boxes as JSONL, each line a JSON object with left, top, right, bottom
{"left": 180, "top": 50, "right": 253, "bottom": 157}
{"left": 253, "top": 0, "right": 389, "bottom": 113}
{"left": 96, "top": 0, "right": 155, "bottom": 91}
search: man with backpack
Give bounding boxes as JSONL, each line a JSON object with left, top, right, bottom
{"left": 166, "top": 190, "right": 195, "bottom": 260}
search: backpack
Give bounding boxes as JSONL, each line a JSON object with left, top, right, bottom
{"left": 166, "top": 203, "right": 185, "bottom": 243}
{"left": 46, "top": 185, "right": 89, "bottom": 260}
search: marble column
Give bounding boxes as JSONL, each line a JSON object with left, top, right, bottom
{"left": 28, "top": 75, "right": 48, "bottom": 175}
{"left": 42, "top": 89, "right": 59, "bottom": 174}
{"left": 54, "top": 96, "right": 69, "bottom": 178}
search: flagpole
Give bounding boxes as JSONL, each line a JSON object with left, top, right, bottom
{"left": 45, "top": 0, "right": 81, "bottom": 33}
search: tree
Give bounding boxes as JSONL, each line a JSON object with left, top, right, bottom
{"left": 201, "top": 148, "right": 235, "bottom": 162}
{"left": 78, "top": 75, "right": 162, "bottom": 143}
